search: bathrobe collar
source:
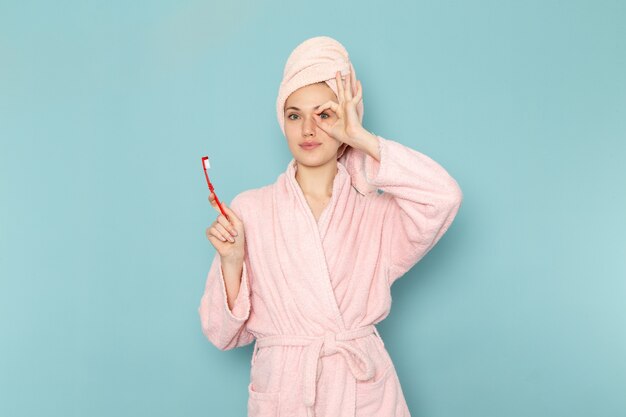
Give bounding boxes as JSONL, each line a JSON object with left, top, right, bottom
{"left": 273, "top": 157, "right": 357, "bottom": 332}
{"left": 285, "top": 158, "right": 352, "bottom": 241}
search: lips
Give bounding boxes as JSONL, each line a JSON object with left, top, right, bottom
{"left": 300, "top": 142, "right": 321, "bottom": 150}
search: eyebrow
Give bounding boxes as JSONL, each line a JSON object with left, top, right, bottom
{"left": 284, "top": 105, "right": 321, "bottom": 112}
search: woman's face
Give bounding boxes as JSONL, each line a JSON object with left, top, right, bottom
{"left": 283, "top": 82, "right": 344, "bottom": 167}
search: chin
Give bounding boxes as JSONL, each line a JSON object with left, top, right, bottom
{"left": 295, "top": 153, "right": 336, "bottom": 167}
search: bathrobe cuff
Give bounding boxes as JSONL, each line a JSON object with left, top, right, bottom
{"left": 198, "top": 251, "right": 254, "bottom": 351}
{"left": 363, "top": 134, "right": 385, "bottom": 184}
{"left": 218, "top": 256, "right": 251, "bottom": 322}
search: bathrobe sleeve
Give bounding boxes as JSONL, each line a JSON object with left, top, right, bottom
{"left": 198, "top": 195, "right": 255, "bottom": 351}
{"left": 363, "top": 135, "right": 463, "bottom": 287}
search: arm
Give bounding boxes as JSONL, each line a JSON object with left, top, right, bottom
{"left": 198, "top": 196, "right": 255, "bottom": 350}
{"left": 361, "top": 133, "right": 464, "bottom": 287}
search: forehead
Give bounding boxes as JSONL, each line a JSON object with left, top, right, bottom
{"left": 285, "top": 82, "right": 336, "bottom": 107}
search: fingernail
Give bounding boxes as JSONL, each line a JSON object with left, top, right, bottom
{"left": 229, "top": 236, "right": 235, "bottom": 243}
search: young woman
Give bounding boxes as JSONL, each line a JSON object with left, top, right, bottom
{"left": 199, "top": 36, "right": 463, "bottom": 417}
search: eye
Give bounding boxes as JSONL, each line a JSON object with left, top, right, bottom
{"left": 319, "top": 112, "right": 330, "bottom": 119}
{"left": 287, "top": 113, "right": 298, "bottom": 120}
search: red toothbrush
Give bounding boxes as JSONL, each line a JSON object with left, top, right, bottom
{"left": 201, "top": 156, "right": 230, "bottom": 222}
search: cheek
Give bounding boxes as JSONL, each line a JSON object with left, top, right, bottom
{"left": 284, "top": 123, "right": 295, "bottom": 138}
{"left": 285, "top": 118, "right": 298, "bottom": 131}
{"left": 284, "top": 130, "right": 299, "bottom": 149}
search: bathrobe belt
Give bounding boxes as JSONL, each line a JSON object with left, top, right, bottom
{"left": 254, "top": 324, "right": 383, "bottom": 414}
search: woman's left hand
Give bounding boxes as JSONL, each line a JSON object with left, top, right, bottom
{"left": 314, "top": 70, "right": 366, "bottom": 148}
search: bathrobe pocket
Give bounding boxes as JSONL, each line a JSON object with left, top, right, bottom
{"left": 248, "top": 345, "right": 282, "bottom": 416}
{"left": 248, "top": 382, "right": 280, "bottom": 417}
{"left": 354, "top": 364, "right": 395, "bottom": 414}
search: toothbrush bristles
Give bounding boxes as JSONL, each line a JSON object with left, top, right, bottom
{"left": 202, "top": 156, "right": 211, "bottom": 170}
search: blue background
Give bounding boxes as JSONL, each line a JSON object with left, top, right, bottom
{"left": 1, "top": 1, "right": 625, "bottom": 416}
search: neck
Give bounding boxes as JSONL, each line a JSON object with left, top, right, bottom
{"left": 295, "top": 159, "right": 338, "bottom": 199}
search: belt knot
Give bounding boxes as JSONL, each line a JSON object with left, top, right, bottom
{"left": 322, "top": 331, "right": 338, "bottom": 355}
{"left": 253, "top": 324, "right": 384, "bottom": 416}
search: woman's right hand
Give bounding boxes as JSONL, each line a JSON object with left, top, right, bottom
{"left": 206, "top": 192, "right": 245, "bottom": 261}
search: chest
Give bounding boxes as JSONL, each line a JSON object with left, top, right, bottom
{"left": 306, "top": 196, "right": 331, "bottom": 223}
{"left": 243, "top": 186, "right": 392, "bottom": 335}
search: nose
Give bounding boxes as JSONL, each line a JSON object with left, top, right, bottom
{"left": 302, "top": 115, "right": 317, "bottom": 137}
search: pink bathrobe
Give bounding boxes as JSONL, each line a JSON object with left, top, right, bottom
{"left": 199, "top": 134, "right": 463, "bottom": 417}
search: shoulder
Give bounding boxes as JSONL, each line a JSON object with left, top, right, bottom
{"left": 229, "top": 184, "right": 273, "bottom": 219}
